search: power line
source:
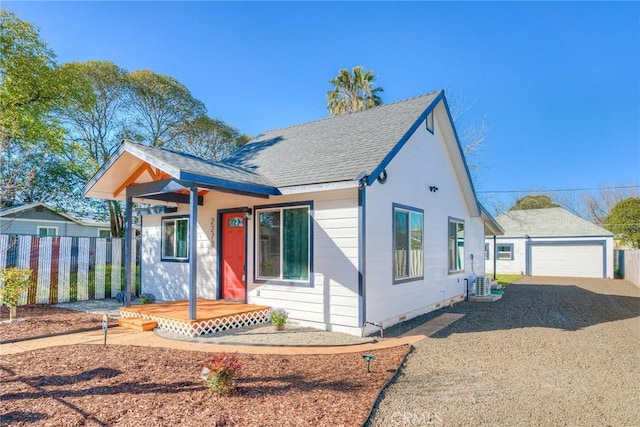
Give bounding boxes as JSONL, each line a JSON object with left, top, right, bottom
{"left": 477, "top": 185, "right": 640, "bottom": 194}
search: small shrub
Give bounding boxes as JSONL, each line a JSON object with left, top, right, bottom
{"left": 201, "top": 353, "right": 242, "bottom": 395}
{"left": 0, "top": 268, "right": 31, "bottom": 321}
{"left": 114, "top": 291, "right": 136, "bottom": 304}
{"left": 269, "top": 308, "right": 288, "bottom": 326}
{"left": 139, "top": 293, "right": 157, "bottom": 304}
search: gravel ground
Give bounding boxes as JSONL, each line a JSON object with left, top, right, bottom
{"left": 155, "top": 324, "right": 376, "bottom": 346}
{"left": 369, "top": 276, "right": 640, "bottom": 426}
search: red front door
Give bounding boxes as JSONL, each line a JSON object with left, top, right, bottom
{"left": 221, "top": 212, "right": 247, "bottom": 300}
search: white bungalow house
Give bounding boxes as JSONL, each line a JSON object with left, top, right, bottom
{"left": 485, "top": 207, "right": 614, "bottom": 279}
{"left": 84, "top": 91, "right": 503, "bottom": 336}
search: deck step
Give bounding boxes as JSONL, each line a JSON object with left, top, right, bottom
{"left": 118, "top": 317, "right": 158, "bottom": 331}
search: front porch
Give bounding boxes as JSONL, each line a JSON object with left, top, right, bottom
{"left": 119, "top": 299, "right": 270, "bottom": 336}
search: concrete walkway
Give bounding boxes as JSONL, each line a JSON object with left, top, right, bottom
{"left": 0, "top": 312, "right": 465, "bottom": 356}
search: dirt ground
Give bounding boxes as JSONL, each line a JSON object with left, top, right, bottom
{"left": 1, "top": 305, "right": 409, "bottom": 426}
{"left": 369, "top": 276, "right": 640, "bottom": 426}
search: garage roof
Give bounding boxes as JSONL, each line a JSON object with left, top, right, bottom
{"left": 495, "top": 207, "right": 613, "bottom": 237}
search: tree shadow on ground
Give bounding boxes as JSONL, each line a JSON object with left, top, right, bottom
{"left": 432, "top": 280, "right": 640, "bottom": 337}
{"left": 237, "top": 374, "right": 363, "bottom": 396}
{"left": 383, "top": 278, "right": 639, "bottom": 339}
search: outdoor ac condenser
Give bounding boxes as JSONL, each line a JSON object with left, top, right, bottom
{"left": 475, "top": 275, "right": 491, "bottom": 297}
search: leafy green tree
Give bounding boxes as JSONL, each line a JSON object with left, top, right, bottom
{"left": 235, "top": 133, "right": 252, "bottom": 148}
{"left": 326, "top": 66, "right": 383, "bottom": 116}
{"left": 604, "top": 197, "right": 640, "bottom": 248}
{"left": 55, "top": 60, "right": 131, "bottom": 236}
{"left": 172, "top": 115, "right": 242, "bottom": 160}
{"left": 128, "top": 70, "right": 206, "bottom": 147}
{"left": 510, "top": 195, "right": 560, "bottom": 210}
{"left": 0, "top": 8, "right": 66, "bottom": 206}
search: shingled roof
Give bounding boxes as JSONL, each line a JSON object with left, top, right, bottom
{"left": 495, "top": 208, "right": 613, "bottom": 237}
{"left": 224, "top": 91, "right": 441, "bottom": 188}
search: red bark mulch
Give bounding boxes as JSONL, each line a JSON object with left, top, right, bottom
{"left": 0, "top": 305, "right": 409, "bottom": 426}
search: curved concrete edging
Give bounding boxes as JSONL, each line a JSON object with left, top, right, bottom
{"left": 1, "top": 312, "right": 464, "bottom": 356}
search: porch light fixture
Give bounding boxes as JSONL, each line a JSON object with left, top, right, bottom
{"left": 243, "top": 208, "right": 253, "bottom": 220}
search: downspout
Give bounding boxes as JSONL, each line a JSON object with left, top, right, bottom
{"left": 493, "top": 235, "right": 497, "bottom": 280}
{"left": 357, "top": 182, "right": 367, "bottom": 330}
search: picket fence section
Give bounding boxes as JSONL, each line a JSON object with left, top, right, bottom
{"left": 0, "top": 234, "right": 139, "bottom": 305}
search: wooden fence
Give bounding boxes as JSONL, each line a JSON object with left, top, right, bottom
{"left": 622, "top": 250, "right": 640, "bottom": 287}
{"left": 0, "top": 234, "right": 140, "bottom": 305}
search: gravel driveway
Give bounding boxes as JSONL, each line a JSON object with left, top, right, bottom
{"left": 369, "top": 276, "right": 640, "bottom": 426}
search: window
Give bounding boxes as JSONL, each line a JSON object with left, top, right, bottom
{"left": 37, "top": 226, "right": 57, "bottom": 236}
{"left": 485, "top": 243, "right": 490, "bottom": 260}
{"left": 256, "top": 204, "right": 310, "bottom": 282}
{"left": 98, "top": 229, "right": 111, "bottom": 238}
{"left": 162, "top": 217, "right": 189, "bottom": 261}
{"left": 426, "top": 111, "right": 434, "bottom": 134}
{"left": 393, "top": 205, "right": 424, "bottom": 282}
{"left": 448, "top": 218, "right": 465, "bottom": 272}
{"left": 497, "top": 244, "right": 514, "bottom": 260}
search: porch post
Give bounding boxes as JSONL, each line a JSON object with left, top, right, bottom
{"left": 188, "top": 185, "right": 198, "bottom": 320}
{"left": 124, "top": 194, "right": 133, "bottom": 307}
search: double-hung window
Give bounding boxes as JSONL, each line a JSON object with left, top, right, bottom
{"left": 448, "top": 218, "right": 465, "bottom": 272}
{"left": 162, "top": 217, "right": 189, "bottom": 261}
{"left": 393, "top": 204, "right": 424, "bottom": 282}
{"left": 37, "top": 226, "right": 57, "bottom": 236}
{"left": 497, "top": 244, "right": 514, "bottom": 260}
{"left": 256, "top": 204, "right": 311, "bottom": 282}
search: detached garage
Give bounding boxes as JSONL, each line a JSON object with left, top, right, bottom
{"left": 486, "top": 207, "right": 614, "bottom": 279}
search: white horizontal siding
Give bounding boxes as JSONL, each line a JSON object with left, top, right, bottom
{"left": 141, "top": 187, "right": 361, "bottom": 331}
{"left": 365, "top": 106, "right": 484, "bottom": 328}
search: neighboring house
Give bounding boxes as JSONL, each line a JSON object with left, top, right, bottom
{"left": 0, "top": 202, "right": 111, "bottom": 237}
{"left": 85, "top": 90, "right": 503, "bottom": 336}
{"left": 485, "top": 207, "right": 614, "bottom": 279}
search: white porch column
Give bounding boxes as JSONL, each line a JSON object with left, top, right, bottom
{"left": 188, "top": 185, "right": 198, "bottom": 320}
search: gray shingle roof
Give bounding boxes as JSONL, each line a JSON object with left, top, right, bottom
{"left": 223, "top": 91, "right": 441, "bottom": 187}
{"left": 125, "top": 142, "right": 277, "bottom": 188}
{"left": 496, "top": 208, "right": 613, "bottom": 237}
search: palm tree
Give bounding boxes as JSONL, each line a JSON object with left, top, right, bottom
{"left": 326, "top": 66, "right": 383, "bottom": 116}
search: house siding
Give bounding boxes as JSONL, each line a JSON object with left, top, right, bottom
{"left": 140, "top": 188, "right": 361, "bottom": 334}
{"left": 1, "top": 218, "right": 107, "bottom": 237}
{"left": 364, "top": 105, "right": 486, "bottom": 333}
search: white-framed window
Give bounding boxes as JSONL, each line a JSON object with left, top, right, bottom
{"left": 98, "top": 229, "right": 111, "bottom": 238}
{"left": 497, "top": 244, "right": 514, "bottom": 260}
{"left": 393, "top": 204, "right": 424, "bottom": 282}
{"left": 485, "top": 243, "right": 490, "bottom": 260}
{"left": 161, "top": 216, "right": 189, "bottom": 261}
{"left": 256, "top": 203, "right": 311, "bottom": 282}
{"left": 37, "top": 226, "right": 57, "bottom": 236}
{"left": 448, "top": 218, "right": 465, "bottom": 272}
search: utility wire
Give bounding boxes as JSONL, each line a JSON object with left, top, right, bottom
{"left": 477, "top": 185, "right": 640, "bottom": 194}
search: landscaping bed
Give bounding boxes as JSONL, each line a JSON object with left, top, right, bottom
{"left": 1, "top": 305, "right": 118, "bottom": 343}
{"left": 1, "top": 305, "right": 409, "bottom": 426}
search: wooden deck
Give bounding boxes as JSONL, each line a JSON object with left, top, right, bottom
{"left": 119, "top": 299, "right": 271, "bottom": 336}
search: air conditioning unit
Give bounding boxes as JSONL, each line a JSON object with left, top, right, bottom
{"left": 475, "top": 275, "right": 491, "bottom": 297}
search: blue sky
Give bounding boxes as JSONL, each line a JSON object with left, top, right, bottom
{"left": 5, "top": 1, "right": 640, "bottom": 213}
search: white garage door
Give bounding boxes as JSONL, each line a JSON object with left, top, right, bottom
{"left": 530, "top": 244, "right": 604, "bottom": 278}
